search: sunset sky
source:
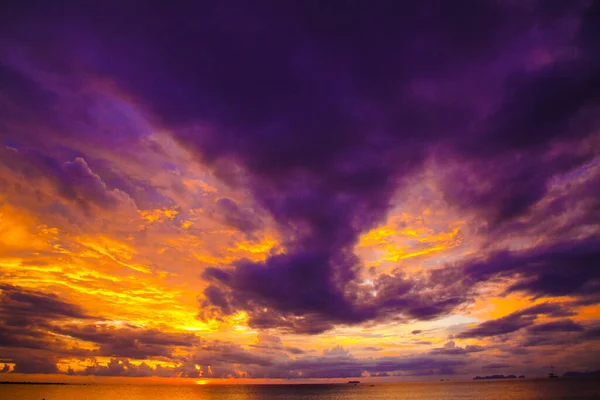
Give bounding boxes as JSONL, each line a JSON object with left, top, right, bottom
{"left": 1, "top": 0, "right": 599, "bottom": 384}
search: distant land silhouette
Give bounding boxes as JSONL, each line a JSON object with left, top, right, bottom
{"left": 473, "top": 375, "right": 521, "bottom": 380}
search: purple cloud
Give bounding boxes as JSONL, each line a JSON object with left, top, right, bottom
{"left": 457, "top": 303, "right": 573, "bottom": 339}
{"left": 464, "top": 236, "right": 600, "bottom": 300}
{"left": 528, "top": 320, "right": 584, "bottom": 334}
{"left": 0, "top": 285, "right": 90, "bottom": 328}
{"left": 11, "top": 357, "right": 59, "bottom": 375}
{"left": 0, "top": 0, "right": 599, "bottom": 336}
{"left": 429, "top": 341, "right": 484, "bottom": 355}
{"left": 213, "top": 197, "right": 263, "bottom": 237}
{"left": 0, "top": 149, "right": 128, "bottom": 211}
{"left": 53, "top": 323, "right": 200, "bottom": 359}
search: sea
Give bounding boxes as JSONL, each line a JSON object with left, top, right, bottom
{"left": 2, "top": 379, "right": 600, "bottom": 400}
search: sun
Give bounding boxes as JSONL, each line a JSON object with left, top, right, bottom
{"left": 194, "top": 379, "right": 209, "bottom": 385}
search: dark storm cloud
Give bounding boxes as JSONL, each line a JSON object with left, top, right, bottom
{"left": 214, "top": 197, "right": 262, "bottom": 236}
{"left": 0, "top": 286, "right": 201, "bottom": 363}
{"left": 517, "top": 321, "right": 600, "bottom": 348}
{"left": 0, "top": 286, "right": 91, "bottom": 357}
{"left": 521, "top": 333, "right": 580, "bottom": 348}
{"left": 464, "top": 236, "right": 600, "bottom": 300}
{"left": 53, "top": 323, "right": 200, "bottom": 359}
{"left": 201, "top": 285, "right": 233, "bottom": 315}
{"left": 11, "top": 357, "right": 59, "bottom": 374}
{"left": 479, "top": 161, "right": 600, "bottom": 251}
{"left": 457, "top": 303, "right": 573, "bottom": 339}
{"left": 0, "top": 285, "right": 89, "bottom": 327}
{"left": 1, "top": 0, "right": 599, "bottom": 334}
{"left": 202, "top": 258, "right": 471, "bottom": 333}
{"left": 440, "top": 148, "right": 597, "bottom": 228}
{"left": 528, "top": 320, "right": 584, "bottom": 334}
{"left": 0, "top": 148, "right": 126, "bottom": 211}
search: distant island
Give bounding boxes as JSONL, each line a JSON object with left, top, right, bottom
{"left": 348, "top": 380, "right": 360, "bottom": 384}
{"left": 473, "top": 375, "right": 524, "bottom": 380}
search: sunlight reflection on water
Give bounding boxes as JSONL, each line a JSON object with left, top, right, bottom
{"left": 2, "top": 380, "right": 600, "bottom": 400}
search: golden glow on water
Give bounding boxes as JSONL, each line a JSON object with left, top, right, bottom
{"left": 1, "top": 380, "right": 600, "bottom": 400}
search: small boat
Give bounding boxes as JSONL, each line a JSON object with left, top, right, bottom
{"left": 549, "top": 366, "right": 559, "bottom": 379}
{"left": 348, "top": 380, "right": 360, "bottom": 385}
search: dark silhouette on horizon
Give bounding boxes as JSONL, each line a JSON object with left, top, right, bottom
{"left": 474, "top": 375, "right": 518, "bottom": 380}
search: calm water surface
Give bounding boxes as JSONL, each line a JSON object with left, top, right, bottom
{"left": 2, "top": 380, "right": 600, "bottom": 400}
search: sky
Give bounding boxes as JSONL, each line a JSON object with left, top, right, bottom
{"left": 0, "top": 0, "right": 599, "bottom": 384}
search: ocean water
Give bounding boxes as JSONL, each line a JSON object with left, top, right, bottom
{"left": 2, "top": 379, "right": 600, "bottom": 400}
